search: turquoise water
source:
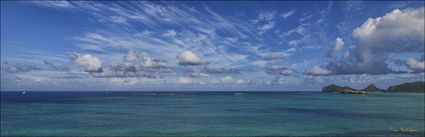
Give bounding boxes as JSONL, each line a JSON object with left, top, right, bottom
{"left": 1, "top": 92, "right": 424, "bottom": 136}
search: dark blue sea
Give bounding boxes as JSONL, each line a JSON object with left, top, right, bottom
{"left": 1, "top": 91, "right": 424, "bottom": 136}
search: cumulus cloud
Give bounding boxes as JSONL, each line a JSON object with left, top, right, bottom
{"left": 113, "top": 50, "right": 172, "bottom": 74}
{"left": 264, "top": 53, "right": 286, "bottom": 61}
{"left": 220, "top": 76, "right": 246, "bottom": 85}
{"left": 178, "top": 77, "right": 191, "bottom": 85}
{"left": 125, "top": 50, "right": 171, "bottom": 69}
{"left": 352, "top": 8, "right": 424, "bottom": 42}
{"left": 236, "top": 79, "right": 246, "bottom": 84}
{"left": 203, "top": 67, "right": 241, "bottom": 74}
{"left": 16, "top": 75, "right": 49, "bottom": 83}
{"left": 252, "top": 60, "right": 267, "bottom": 66}
{"left": 189, "top": 73, "right": 210, "bottom": 77}
{"left": 334, "top": 37, "right": 344, "bottom": 51}
{"left": 70, "top": 52, "right": 103, "bottom": 73}
{"left": 306, "top": 65, "right": 331, "bottom": 75}
{"left": 177, "top": 50, "right": 203, "bottom": 65}
{"left": 406, "top": 58, "right": 425, "bottom": 72}
{"left": 1, "top": 64, "right": 40, "bottom": 73}
{"left": 264, "top": 66, "right": 296, "bottom": 76}
{"left": 333, "top": 37, "right": 344, "bottom": 51}
{"left": 110, "top": 78, "right": 138, "bottom": 85}
{"left": 222, "top": 76, "right": 233, "bottom": 81}
{"left": 326, "top": 37, "right": 344, "bottom": 57}
{"left": 44, "top": 60, "right": 68, "bottom": 71}
{"left": 324, "top": 7, "right": 424, "bottom": 75}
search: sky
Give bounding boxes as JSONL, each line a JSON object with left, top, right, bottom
{"left": 1, "top": 1, "right": 424, "bottom": 91}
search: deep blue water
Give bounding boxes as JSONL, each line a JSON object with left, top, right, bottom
{"left": 1, "top": 91, "right": 424, "bottom": 136}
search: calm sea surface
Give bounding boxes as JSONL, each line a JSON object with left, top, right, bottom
{"left": 1, "top": 91, "right": 424, "bottom": 136}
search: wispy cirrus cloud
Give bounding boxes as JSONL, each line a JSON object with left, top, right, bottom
{"left": 281, "top": 9, "right": 295, "bottom": 18}
{"left": 2, "top": 1, "right": 424, "bottom": 91}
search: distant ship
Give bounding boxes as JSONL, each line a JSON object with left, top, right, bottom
{"left": 21, "top": 91, "right": 26, "bottom": 95}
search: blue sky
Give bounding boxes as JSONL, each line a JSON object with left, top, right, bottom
{"left": 1, "top": 1, "right": 424, "bottom": 91}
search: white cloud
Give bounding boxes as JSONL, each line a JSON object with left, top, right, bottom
{"left": 264, "top": 53, "right": 286, "bottom": 61}
{"left": 110, "top": 78, "right": 138, "bottom": 85}
{"left": 299, "top": 14, "right": 313, "bottom": 22}
{"left": 53, "top": 2, "right": 265, "bottom": 69}
{"left": 220, "top": 76, "right": 246, "bottom": 85}
{"left": 288, "top": 40, "right": 302, "bottom": 47}
{"left": 255, "top": 10, "right": 278, "bottom": 34}
{"left": 203, "top": 67, "right": 241, "bottom": 74}
{"left": 281, "top": 9, "right": 295, "bottom": 18}
{"left": 258, "top": 11, "right": 276, "bottom": 21}
{"left": 222, "top": 76, "right": 233, "bottom": 81}
{"left": 190, "top": 73, "right": 210, "bottom": 77}
{"left": 162, "top": 30, "right": 177, "bottom": 37}
{"left": 32, "top": 1, "right": 72, "bottom": 8}
{"left": 264, "top": 66, "right": 296, "bottom": 76}
{"left": 286, "top": 48, "right": 297, "bottom": 53}
{"left": 17, "top": 75, "right": 49, "bottom": 83}
{"left": 108, "top": 16, "right": 127, "bottom": 24}
{"left": 78, "top": 44, "right": 106, "bottom": 52}
{"left": 307, "top": 65, "right": 331, "bottom": 75}
{"left": 124, "top": 50, "right": 170, "bottom": 68}
{"left": 141, "top": 30, "right": 153, "bottom": 35}
{"left": 352, "top": 8, "right": 424, "bottom": 43}
{"left": 280, "top": 69, "right": 295, "bottom": 75}
{"left": 282, "top": 24, "right": 307, "bottom": 37}
{"left": 177, "top": 50, "right": 203, "bottom": 65}
{"left": 236, "top": 79, "right": 246, "bottom": 84}
{"left": 324, "top": 7, "right": 425, "bottom": 75}
{"left": 178, "top": 77, "right": 191, "bottom": 85}
{"left": 258, "top": 21, "right": 275, "bottom": 31}
{"left": 326, "top": 37, "right": 344, "bottom": 57}
{"left": 406, "top": 58, "right": 425, "bottom": 71}
{"left": 71, "top": 52, "right": 102, "bottom": 72}
{"left": 333, "top": 37, "right": 344, "bottom": 51}
{"left": 112, "top": 50, "right": 172, "bottom": 74}
{"left": 252, "top": 60, "right": 267, "bottom": 66}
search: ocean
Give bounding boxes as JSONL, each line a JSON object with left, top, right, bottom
{"left": 1, "top": 91, "right": 424, "bottom": 136}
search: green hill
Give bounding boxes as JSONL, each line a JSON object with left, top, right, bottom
{"left": 322, "top": 81, "right": 424, "bottom": 93}
{"left": 322, "top": 84, "right": 367, "bottom": 94}
{"left": 387, "top": 81, "right": 425, "bottom": 93}
{"left": 363, "top": 84, "right": 384, "bottom": 92}
{"left": 322, "top": 84, "right": 355, "bottom": 92}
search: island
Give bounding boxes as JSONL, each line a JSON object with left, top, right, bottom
{"left": 322, "top": 84, "right": 370, "bottom": 94}
{"left": 322, "top": 81, "right": 424, "bottom": 94}
{"left": 387, "top": 81, "right": 425, "bottom": 93}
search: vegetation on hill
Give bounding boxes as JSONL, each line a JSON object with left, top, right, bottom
{"left": 322, "top": 85, "right": 367, "bottom": 94}
{"left": 322, "top": 81, "right": 424, "bottom": 93}
{"left": 387, "top": 81, "right": 425, "bottom": 93}
{"left": 363, "top": 84, "right": 384, "bottom": 92}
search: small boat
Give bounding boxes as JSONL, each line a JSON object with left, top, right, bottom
{"left": 21, "top": 91, "right": 26, "bottom": 95}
